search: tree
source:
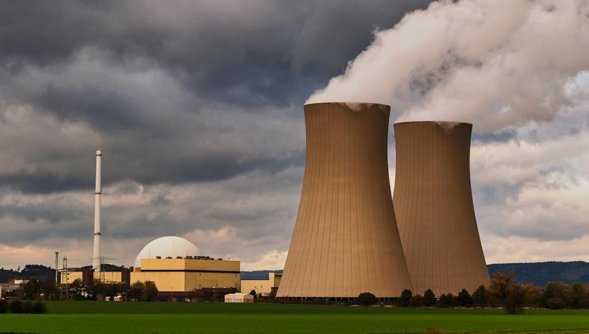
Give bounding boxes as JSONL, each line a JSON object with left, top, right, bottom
{"left": 569, "top": 284, "right": 587, "bottom": 309}
{"left": 398, "top": 289, "right": 412, "bottom": 307}
{"left": 128, "top": 282, "right": 144, "bottom": 301}
{"left": 489, "top": 272, "right": 526, "bottom": 314}
{"left": 457, "top": 289, "right": 473, "bottom": 307}
{"left": 30, "top": 301, "right": 48, "bottom": 314}
{"left": 522, "top": 284, "right": 542, "bottom": 307}
{"left": 472, "top": 285, "right": 487, "bottom": 307}
{"left": 438, "top": 293, "right": 457, "bottom": 308}
{"left": 541, "top": 282, "right": 570, "bottom": 309}
{"left": 410, "top": 294, "right": 424, "bottom": 307}
{"left": 357, "top": 292, "right": 378, "bottom": 306}
{"left": 423, "top": 289, "right": 436, "bottom": 307}
{"left": 22, "top": 279, "right": 40, "bottom": 300}
{"left": 142, "top": 281, "right": 159, "bottom": 301}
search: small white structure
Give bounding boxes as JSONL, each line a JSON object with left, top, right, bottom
{"left": 224, "top": 293, "right": 254, "bottom": 304}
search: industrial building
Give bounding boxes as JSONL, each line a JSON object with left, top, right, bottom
{"left": 393, "top": 121, "right": 489, "bottom": 295}
{"left": 60, "top": 268, "right": 128, "bottom": 286}
{"left": 131, "top": 236, "right": 240, "bottom": 298}
{"left": 240, "top": 271, "right": 282, "bottom": 296}
{"left": 277, "top": 102, "right": 412, "bottom": 299}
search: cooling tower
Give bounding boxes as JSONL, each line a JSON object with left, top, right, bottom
{"left": 393, "top": 121, "right": 489, "bottom": 295}
{"left": 277, "top": 102, "right": 412, "bottom": 298}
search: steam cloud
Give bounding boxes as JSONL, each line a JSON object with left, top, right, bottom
{"left": 307, "top": 0, "right": 589, "bottom": 131}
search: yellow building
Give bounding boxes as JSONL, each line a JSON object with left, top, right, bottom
{"left": 61, "top": 270, "right": 125, "bottom": 285}
{"left": 131, "top": 257, "right": 240, "bottom": 293}
{"left": 240, "top": 271, "right": 282, "bottom": 296}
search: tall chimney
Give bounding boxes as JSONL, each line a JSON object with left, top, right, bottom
{"left": 92, "top": 150, "right": 102, "bottom": 271}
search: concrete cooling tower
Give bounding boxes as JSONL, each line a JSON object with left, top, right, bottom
{"left": 277, "top": 102, "right": 412, "bottom": 299}
{"left": 393, "top": 121, "right": 489, "bottom": 295}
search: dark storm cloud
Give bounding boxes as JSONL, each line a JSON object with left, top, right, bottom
{"left": 0, "top": 0, "right": 433, "bottom": 106}
{"left": 0, "top": 0, "right": 432, "bottom": 194}
{"left": 0, "top": 1, "right": 436, "bottom": 267}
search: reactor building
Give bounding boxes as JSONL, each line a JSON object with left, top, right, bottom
{"left": 277, "top": 102, "right": 412, "bottom": 299}
{"left": 393, "top": 121, "right": 489, "bottom": 295}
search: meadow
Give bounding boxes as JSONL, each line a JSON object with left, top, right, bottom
{"left": 1, "top": 302, "right": 589, "bottom": 334}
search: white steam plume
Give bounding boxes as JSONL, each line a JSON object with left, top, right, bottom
{"left": 307, "top": 0, "right": 589, "bottom": 131}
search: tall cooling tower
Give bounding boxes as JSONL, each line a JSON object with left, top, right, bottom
{"left": 393, "top": 121, "right": 489, "bottom": 295}
{"left": 277, "top": 102, "right": 412, "bottom": 298}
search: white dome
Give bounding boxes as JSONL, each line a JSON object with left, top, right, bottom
{"left": 134, "top": 236, "right": 199, "bottom": 268}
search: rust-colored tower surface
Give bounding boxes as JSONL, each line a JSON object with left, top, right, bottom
{"left": 393, "top": 121, "right": 489, "bottom": 295}
{"left": 277, "top": 102, "right": 412, "bottom": 298}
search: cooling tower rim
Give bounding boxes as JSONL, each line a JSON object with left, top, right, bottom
{"left": 304, "top": 101, "right": 390, "bottom": 111}
{"left": 394, "top": 120, "right": 472, "bottom": 129}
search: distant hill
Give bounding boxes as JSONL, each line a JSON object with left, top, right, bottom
{"left": 488, "top": 261, "right": 589, "bottom": 286}
{"left": 0, "top": 263, "right": 126, "bottom": 283}
{"left": 0, "top": 264, "right": 55, "bottom": 283}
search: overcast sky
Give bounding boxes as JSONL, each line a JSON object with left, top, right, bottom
{"left": 1, "top": 0, "right": 588, "bottom": 271}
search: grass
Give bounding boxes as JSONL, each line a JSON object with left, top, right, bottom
{"left": 0, "top": 302, "right": 588, "bottom": 334}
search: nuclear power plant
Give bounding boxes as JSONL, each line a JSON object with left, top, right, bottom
{"left": 277, "top": 102, "right": 412, "bottom": 298}
{"left": 393, "top": 121, "right": 489, "bottom": 295}
{"left": 278, "top": 103, "right": 488, "bottom": 299}
{"left": 57, "top": 104, "right": 489, "bottom": 301}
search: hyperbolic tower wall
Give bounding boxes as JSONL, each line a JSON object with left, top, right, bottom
{"left": 277, "top": 102, "right": 412, "bottom": 298}
{"left": 393, "top": 121, "right": 489, "bottom": 295}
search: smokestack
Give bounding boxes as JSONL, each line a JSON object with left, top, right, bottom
{"left": 393, "top": 122, "right": 489, "bottom": 295}
{"left": 277, "top": 102, "right": 412, "bottom": 298}
{"left": 92, "top": 150, "right": 102, "bottom": 271}
{"left": 55, "top": 251, "right": 59, "bottom": 285}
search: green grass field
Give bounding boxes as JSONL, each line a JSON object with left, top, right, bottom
{"left": 1, "top": 302, "right": 589, "bottom": 334}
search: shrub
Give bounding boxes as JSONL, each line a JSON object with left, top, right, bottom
{"left": 423, "top": 289, "right": 436, "bottom": 307}
{"left": 457, "top": 289, "right": 473, "bottom": 307}
{"left": 10, "top": 300, "right": 23, "bottom": 313}
{"left": 30, "top": 301, "right": 48, "bottom": 314}
{"left": 357, "top": 292, "right": 378, "bottom": 306}
{"left": 20, "top": 301, "right": 32, "bottom": 313}
{"left": 249, "top": 289, "right": 257, "bottom": 300}
{"left": 0, "top": 299, "right": 8, "bottom": 313}
{"left": 398, "top": 289, "right": 412, "bottom": 307}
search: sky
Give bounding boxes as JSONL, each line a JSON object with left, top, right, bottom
{"left": 1, "top": 0, "right": 588, "bottom": 271}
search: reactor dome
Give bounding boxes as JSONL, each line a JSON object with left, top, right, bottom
{"left": 134, "top": 236, "right": 199, "bottom": 268}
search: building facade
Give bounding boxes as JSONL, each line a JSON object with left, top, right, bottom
{"left": 240, "top": 271, "right": 282, "bottom": 296}
{"left": 131, "top": 257, "right": 240, "bottom": 294}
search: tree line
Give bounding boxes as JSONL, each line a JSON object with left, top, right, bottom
{"left": 2, "top": 278, "right": 158, "bottom": 302}
{"left": 358, "top": 272, "right": 589, "bottom": 313}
